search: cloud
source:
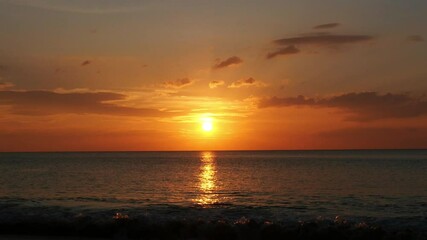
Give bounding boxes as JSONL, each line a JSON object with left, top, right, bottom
{"left": 407, "top": 35, "right": 424, "bottom": 42}
{"left": 259, "top": 92, "right": 427, "bottom": 121}
{"left": 273, "top": 33, "right": 374, "bottom": 47}
{"left": 0, "top": 90, "right": 174, "bottom": 117}
{"left": 0, "top": 82, "right": 14, "bottom": 90}
{"left": 213, "top": 56, "right": 243, "bottom": 69}
{"left": 228, "top": 77, "right": 264, "bottom": 88}
{"left": 266, "top": 45, "right": 300, "bottom": 59}
{"left": 81, "top": 60, "right": 91, "bottom": 66}
{"left": 163, "top": 78, "right": 194, "bottom": 88}
{"left": 313, "top": 23, "right": 340, "bottom": 29}
{"left": 267, "top": 32, "right": 373, "bottom": 60}
{"left": 209, "top": 80, "right": 225, "bottom": 89}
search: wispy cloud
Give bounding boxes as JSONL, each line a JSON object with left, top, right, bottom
{"left": 266, "top": 45, "right": 300, "bottom": 59}
{"left": 209, "top": 80, "right": 225, "bottom": 89}
{"left": 259, "top": 92, "right": 427, "bottom": 121}
{"left": 213, "top": 56, "right": 243, "bottom": 69}
{"left": 228, "top": 77, "right": 264, "bottom": 88}
{"left": 0, "top": 90, "right": 174, "bottom": 117}
{"left": 163, "top": 78, "right": 194, "bottom": 88}
{"left": 267, "top": 32, "right": 374, "bottom": 60}
{"left": 313, "top": 23, "right": 340, "bottom": 29}
{"left": 273, "top": 33, "right": 373, "bottom": 47}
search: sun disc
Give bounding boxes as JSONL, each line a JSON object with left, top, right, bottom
{"left": 202, "top": 121, "right": 213, "bottom": 131}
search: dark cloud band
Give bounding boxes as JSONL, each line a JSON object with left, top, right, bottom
{"left": 313, "top": 23, "right": 340, "bottom": 29}
{"left": 259, "top": 92, "right": 427, "bottom": 121}
{"left": 0, "top": 90, "right": 173, "bottom": 117}
{"left": 274, "top": 34, "right": 373, "bottom": 46}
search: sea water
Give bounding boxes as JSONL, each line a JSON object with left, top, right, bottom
{"left": 0, "top": 150, "right": 426, "bottom": 238}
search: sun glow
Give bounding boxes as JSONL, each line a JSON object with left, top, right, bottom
{"left": 201, "top": 117, "right": 213, "bottom": 132}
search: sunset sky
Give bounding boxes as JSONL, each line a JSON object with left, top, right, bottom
{"left": 1, "top": 0, "right": 427, "bottom": 151}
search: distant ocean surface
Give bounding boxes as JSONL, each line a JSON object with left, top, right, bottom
{"left": 0, "top": 150, "right": 426, "bottom": 239}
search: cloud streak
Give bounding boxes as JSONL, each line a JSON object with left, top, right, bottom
{"left": 259, "top": 92, "right": 427, "bottom": 121}
{"left": 267, "top": 32, "right": 374, "bottom": 60}
{"left": 228, "top": 77, "right": 264, "bottom": 88}
{"left": 0, "top": 90, "right": 173, "bottom": 117}
{"left": 273, "top": 33, "right": 373, "bottom": 47}
{"left": 313, "top": 23, "right": 340, "bottom": 29}
{"left": 266, "top": 45, "right": 300, "bottom": 59}
{"left": 163, "top": 78, "right": 193, "bottom": 88}
{"left": 213, "top": 56, "right": 243, "bottom": 69}
{"left": 209, "top": 80, "right": 225, "bottom": 89}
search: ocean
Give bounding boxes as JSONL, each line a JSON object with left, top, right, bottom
{"left": 0, "top": 150, "right": 426, "bottom": 239}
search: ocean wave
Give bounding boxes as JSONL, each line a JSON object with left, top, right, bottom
{"left": 0, "top": 202, "right": 426, "bottom": 239}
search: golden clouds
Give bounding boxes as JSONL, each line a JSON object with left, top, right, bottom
{"left": 163, "top": 78, "right": 194, "bottom": 88}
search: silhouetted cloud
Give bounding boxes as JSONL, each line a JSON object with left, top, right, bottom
{"left": 274, "top": 33, "right": 373, "bottom": 47}
{"left": 229, "top": 77, "right": 264, "bottom": 88}
{"left": 407, "top": 35, "right": 424, "bottom": 42}
{"left": 163, "top": 78, "right": 193, "bottom": 88}
{"left": 0, "top": 90, "right": 173, "bottom": 117}
{"left": 213, "top": 56, "right": 243, "bottom": 69}
{"left": 81, "top": 60, "right": 91, "bottom": 66}
{"left": 267, "top": 32, "right": 373, "bottom": 60}
{"left": 266, "top": 45, "right": 300, "bottom": 59}
{"left": 259, "top": 92, "right": 427, "bottom": 121}
{"left": 313, "top": 23, "right": 340, "bottom": 29}
{"left": 209, "top": 80, "right": 225, "bottom": 89}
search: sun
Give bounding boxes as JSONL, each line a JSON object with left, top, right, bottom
{"left": 201, "top": 117, "right": 213, "bottom": 132}
{"left": 202, "top": 121, "right": 213, "bottom": 132}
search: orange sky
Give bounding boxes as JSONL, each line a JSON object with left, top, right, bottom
{"left": 0, "top": 0, "right": 427, "bottom": 151}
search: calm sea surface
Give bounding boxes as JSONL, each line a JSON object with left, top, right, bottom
{"left": 0, "top": 150, "right": 426, "bottom": 230}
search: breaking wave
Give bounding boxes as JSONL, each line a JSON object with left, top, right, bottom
{"left": 0, "top": 199, "right": 426, "bottom": 240}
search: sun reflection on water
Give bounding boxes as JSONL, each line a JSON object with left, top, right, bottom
{"left": 195, "top": 151, "right": 219, "bottom": 205}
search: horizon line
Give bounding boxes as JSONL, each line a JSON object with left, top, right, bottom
{"left": 0, "top": 148, "right": 426, "bottom": 154}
